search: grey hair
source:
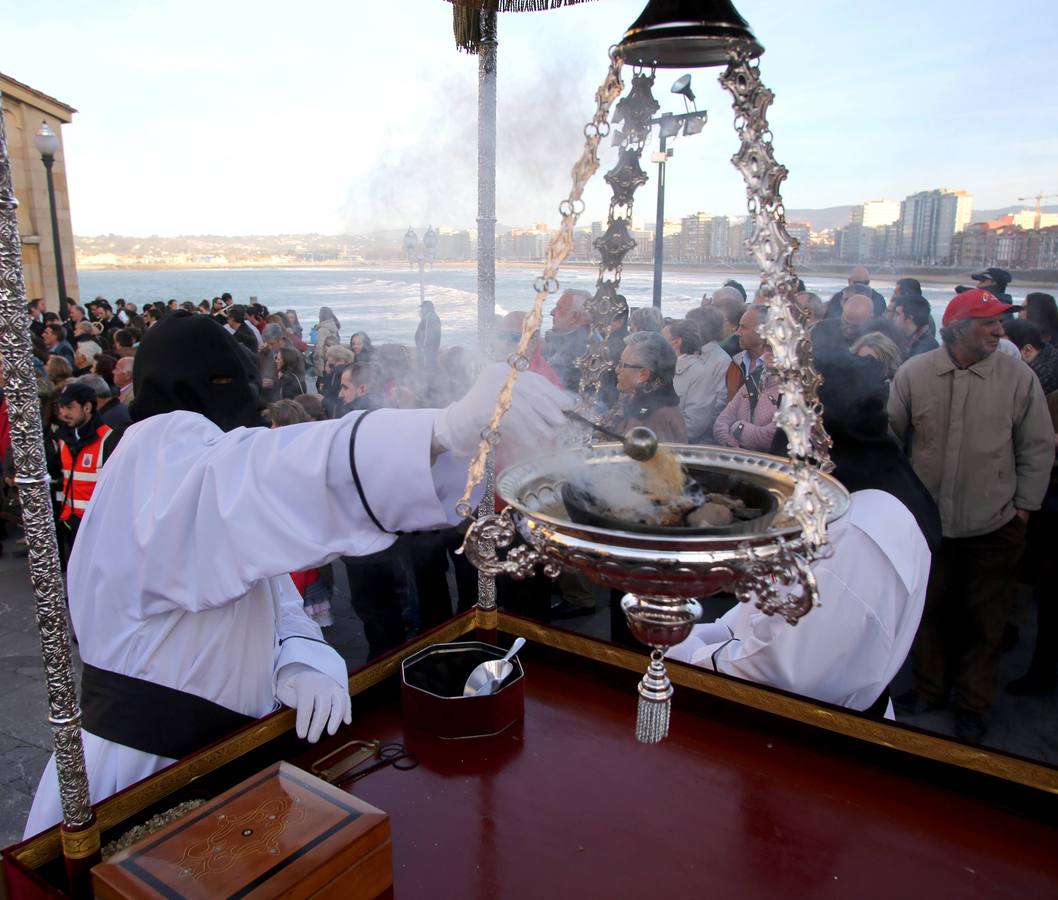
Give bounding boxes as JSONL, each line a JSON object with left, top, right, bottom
{"left": 685, "top": 306, "right": 725, "bottom": 344}
{"left": 710, "top": 286, "right": 744, "bottom": 305}
{"left": 78, "top": 341, "right": 103, "bottom": 363}
{"left": 748, "top": 304, "right": 770, "bottom": 324}
{"left": 325, "top": 345, "right": 356, "bottom": 365}
{"left": 939, "top": 318, "right": 973, "bottom": 347}
{"left": 629, "top": 306, "right": 665, "bottom": 333}
{"left": 625, "top": 331, "right": 677, "bottom": 384}
{"left": 261, "top": 323, "right": 285, "bottom": 342}
{"left": 76, "top": 374, "right": 113, "bottom": 400}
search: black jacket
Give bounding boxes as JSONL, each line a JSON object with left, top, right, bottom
{"left": 907, "top": 329, "right": 939, "bottom": 358}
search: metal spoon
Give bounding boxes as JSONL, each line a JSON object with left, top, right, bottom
{"left": 462, "top": 637, "right": 526, "bottom": 698}
{"left": 564, "top": 411, "right": 658, "bottom": 461}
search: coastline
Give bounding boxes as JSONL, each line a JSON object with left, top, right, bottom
{"left": 75, "top": 257, "right": 1058, "bottom": 287}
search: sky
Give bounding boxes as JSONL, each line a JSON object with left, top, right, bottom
{"left": 7, "top": 0, "right": 1058, "bottom": 236}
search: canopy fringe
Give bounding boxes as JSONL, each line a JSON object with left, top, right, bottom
{"left": 453, "top": 5, "right": 482, "bottom": 54}
{"left": 449, "top": 0, "right": 594, "bottom": 53}
{"left": 446, "top": 0, "right": 594, "bottom": 13}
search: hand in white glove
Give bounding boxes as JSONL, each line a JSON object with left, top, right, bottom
{"left": 275, "top": 663, "right": 352, "bottom": 743}
{"left": 433, "top": 361, "right": 573, "bottom": 458}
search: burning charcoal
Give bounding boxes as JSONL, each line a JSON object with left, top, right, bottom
{"left": 704, "top": 492, "right": 745, "bottom": 510}
{"left": 686, "top": 503, "right": 735, "bottom": 528}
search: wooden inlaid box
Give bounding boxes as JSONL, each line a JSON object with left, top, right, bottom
{"left": 91, "top": 762, "right": 391, "bottom": 899}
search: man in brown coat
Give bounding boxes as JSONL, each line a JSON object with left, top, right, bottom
{"left": 889, "top": 290, "right": 1054, "bottom": 741}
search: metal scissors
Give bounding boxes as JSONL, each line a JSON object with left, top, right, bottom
{"left": 335, "top": 742, "right": 418, "bottom": 786}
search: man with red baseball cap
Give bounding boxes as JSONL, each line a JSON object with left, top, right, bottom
{"left": 941, "top": 287, "right": 1013, "bottom": 328}
{"left": 889, "top": 289, "right": 1054, "bottom": 741}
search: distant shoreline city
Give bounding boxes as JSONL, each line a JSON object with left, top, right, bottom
{"left": 73, "top": 192, "right": 1058, "bottom": 283}
{"left": 73, "top": 258, "right": 1058, "bottom": 289}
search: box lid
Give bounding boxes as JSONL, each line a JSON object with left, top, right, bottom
{"left": 92, "top": 761, "right": 389, "bottom": 899}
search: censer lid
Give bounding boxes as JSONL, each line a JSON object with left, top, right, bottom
{"left": 619, "top": 0, "right": 764, "bottom": 68}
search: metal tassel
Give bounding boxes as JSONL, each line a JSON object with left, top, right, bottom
{"left": 634, "top": 649, "right": 673, "bottom": 744}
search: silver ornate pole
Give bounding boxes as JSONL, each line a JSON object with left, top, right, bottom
{"left": 476, "top": 9, "right": 499, "bottom": 619}
{"left": 476, "top": 8, "right": 497, "bottom": 345}
{"left": 0, "top": 96, "right": 99, "bottom": 878}
{"left": 719, "top": 48, "right": 833, "bottom": 554}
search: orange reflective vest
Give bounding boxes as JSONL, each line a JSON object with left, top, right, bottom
{"left": 57, "top": 424, "right": 114, "bottom": 521}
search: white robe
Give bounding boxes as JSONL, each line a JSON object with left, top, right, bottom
{"left": 25, "top": 408, "right": 470, "bottom": 837}
{"left": 667, "top": 490, "right": 931, "bottom": 718}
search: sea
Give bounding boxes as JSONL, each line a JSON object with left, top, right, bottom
{"left": 77, "top": 265, "right": 1030, "bottom": 348}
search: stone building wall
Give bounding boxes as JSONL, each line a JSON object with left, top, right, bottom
{"left": 1, "top": 73, "right": 78, "bottom": 311}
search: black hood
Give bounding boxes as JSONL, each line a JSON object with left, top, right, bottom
{"left": 129, "top": 312, "right": 264, "bottom": 431}
{"left": 772, "top": 352, "right": 942, "bottom": 554}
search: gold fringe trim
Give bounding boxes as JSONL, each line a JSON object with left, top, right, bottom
{"left": 445, "top": 0, "right": 594, "bottom": 9}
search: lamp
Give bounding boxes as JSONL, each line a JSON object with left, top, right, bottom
{"left": 423, "top": 225, "right": 438, "bottom": 260}
{"left": 657, "top": 114, "right": 681, "bottom": 140}
{"left": 403, "top": 227, "right": 435, "bottom": 305}
{"left": 671, "top": 74, "right": 695, "bottom": 105}
{"left": 33, "top": 121, "right": 68, "bottom": 320}
{"left": 403, "top": 227, "right": 419, "bottom": 258}
{"left": 682, "top": 114, "right": 707, "bottom": 136}
{"left": 34, "top": 121, "right": 60, "bottom": 158}
{"left": 619, "top": 0, "right": 764, "bottom": 68}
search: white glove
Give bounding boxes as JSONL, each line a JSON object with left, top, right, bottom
{"left": 433, "top": 361, "right": 573, "bottom": 458}
{"left": 275, "top": 663, "right": 352, "bottom": 743}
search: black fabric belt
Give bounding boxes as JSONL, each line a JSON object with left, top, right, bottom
{"left": 80, "top": 663, "right": 256, "bottom": 759}
{"left": 864, "top": 686, "right": 891, "bottom": 720}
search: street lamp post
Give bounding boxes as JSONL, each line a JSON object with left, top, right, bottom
{"left": 33, "top": 122, "right": 68, "bottom": 321}
{"left": 649, "top": 76, "right": 708, "bottom": 309}
{"left": 403, "top": 225, "right": 438, "bottom": 305}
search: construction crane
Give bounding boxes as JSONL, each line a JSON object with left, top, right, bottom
{"left": 1017, "top": 192, "right": 1058, "bottom": 229}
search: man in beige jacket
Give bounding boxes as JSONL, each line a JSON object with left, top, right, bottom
{"left": 888, "top": 289, "right": 1054, "bottom": 741}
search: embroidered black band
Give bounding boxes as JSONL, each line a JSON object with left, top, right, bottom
{"left": 81, "top": 664, "right": 255, "bottom": 759}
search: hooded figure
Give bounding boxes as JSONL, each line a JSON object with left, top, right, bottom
{"left": 130, "top": 311, "right": 264, "bottom": 432}
{"left": 668, "top": 352, "right": 934, "bottom": 719}
{"left": 812, "top": 352, "right": 942, "bottom": 553}
{"left": 24, "top": 317, "right": 572, "bottom": 838}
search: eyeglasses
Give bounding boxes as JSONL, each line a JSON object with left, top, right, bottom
{"left": 618, "top": 362, "right": 645, "bottom": 370}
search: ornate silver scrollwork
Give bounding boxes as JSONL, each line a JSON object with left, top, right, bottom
{"left": 733, "top": 537, "right": 820, "bottom": 626}
{"left": 462, "top": 508, "right": 562, "bottom": 581}
{"left": 455, "top": 50, "right": 626, "bottom": 516}
{"left": 719, "top": 45, "right": 834, "bottom": 556}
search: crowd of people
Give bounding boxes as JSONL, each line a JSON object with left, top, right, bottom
{"left": 541, "top": 265, "right": 1054, "bottom": 742}
{"left": 1, "top": 292, "right": 474, "bottom": 660}
{"left": 3, "top": 263, "right": 1056, "bottom": 752}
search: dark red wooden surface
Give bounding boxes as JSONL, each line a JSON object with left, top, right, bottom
{"left": 298, "top": 645, "right": 1058, "bottom": 900}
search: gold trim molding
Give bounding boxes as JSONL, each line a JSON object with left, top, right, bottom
{"left": 59, "top": 825, "right": 99, "bottom": 860}
{"left": 498, "top": 613, "right": 1058, "bottom": 795}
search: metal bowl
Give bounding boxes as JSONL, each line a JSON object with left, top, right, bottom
{"left": 495, "top": 443, "right": 849, "bottom": 599}
{"left": 561, "top": 462, "right": 779, "bottom": 537}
